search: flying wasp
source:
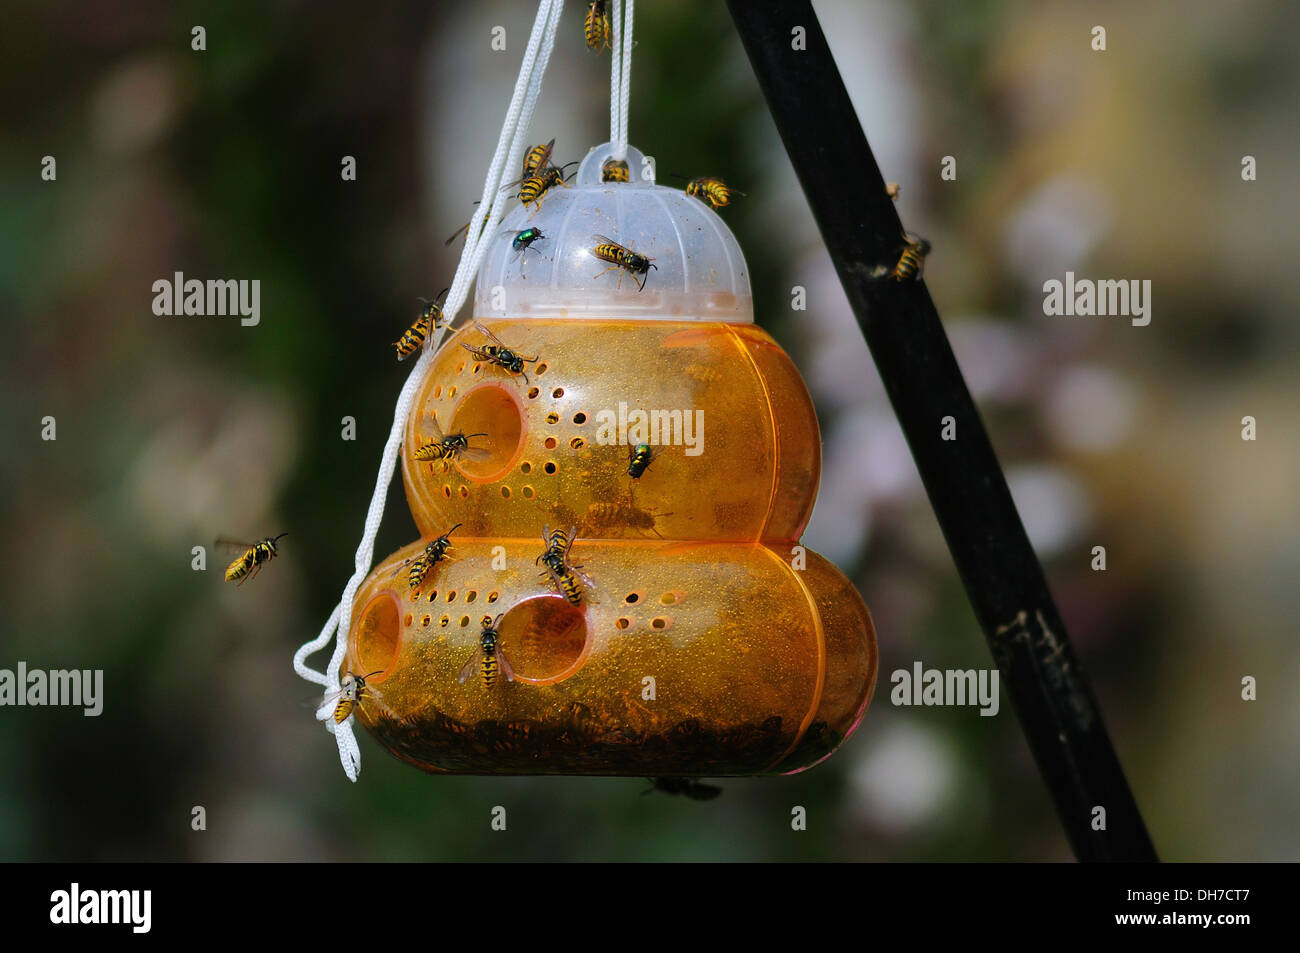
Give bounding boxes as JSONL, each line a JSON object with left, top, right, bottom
{"left": 459, "top": 614, "right": 516, "bottom": 688}
{"left": 643, "top": 777, "right": 723, "bottom": 801}
{"left": 627, "top": 443, "right": 656, "bottom": 479}
{"left": 592, "top": 234, "right": 658, "bottom": 292}
{"left": 585, "top": 0, "right": 612, "bottom": 53}
{"left": 393, "top": 288, "right": 447, "bottom": 360}
{"left": 536, "top": 524, "right": 596, "bottom": 607}
{"left": 677, "top": 176, "right": 746, "bottom": 210}
{"left": 887, "top": 232, "right": 931, "bottom": 281}
{"left": 601, "top": 157, "right": 630, "bottom": 183}
{"left": 218, "top": 534, "right": 287, "bottom": 586}
{"left": 460, "top": 321, "right": 539, "bottom": 385}
{"left": 321, "top": 670, "right": 400, "bottom": 725}
{"left": 412, "top": 416, "right": 491, "bottom": 473}
{"left": 393, "top": 523, "right": 461, "bottom": 591}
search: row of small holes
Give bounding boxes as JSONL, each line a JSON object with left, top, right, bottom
{"left": 615, "top": 616, "right": 672, "bottom": 630}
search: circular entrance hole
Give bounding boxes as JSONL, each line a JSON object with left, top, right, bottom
{"left": 441, "top": 384, "right": 525, "bottom": 482}
{"left": 496, "top": 596, "right": 590, "bottom": 684}
{"left": 352, "top": 592, "right": 400, "bottom": 681}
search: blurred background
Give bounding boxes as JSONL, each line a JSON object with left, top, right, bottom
{"left": 1, "top": 0, "right": 1296, "bottom": 861}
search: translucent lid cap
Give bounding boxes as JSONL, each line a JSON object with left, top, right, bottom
{"left": 472, "top": 142, "right": 752, "bottom": 322}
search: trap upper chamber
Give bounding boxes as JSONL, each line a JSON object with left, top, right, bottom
{"left": 347, "top": 143, "right": 877, "bottom": 775}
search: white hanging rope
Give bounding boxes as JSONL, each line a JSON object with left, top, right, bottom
{"left": 609, "top": 0, "right": 634, "bottom": 159}
{"left": 293, "top": 0, "right": 567, "bottom": 781}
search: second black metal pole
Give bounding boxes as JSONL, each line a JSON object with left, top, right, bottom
{"left": 727, "top": 0, "right": 1157, "bottom": 862}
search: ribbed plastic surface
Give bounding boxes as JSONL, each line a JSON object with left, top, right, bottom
{"left": 473, "top": 142, "right": 753, "bottom": 322}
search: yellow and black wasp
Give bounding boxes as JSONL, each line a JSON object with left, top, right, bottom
{"left": 522, "top": 138, "right": 556, "bottom": 178}
{"left": 393, "top": 523, "right": 461, "bottom": 591}
{"left": 459, "top": 614, "right": 516, "bottom": 688}
{"left": 592, "top": 234, "right": 658, "bottom": 292}
{"left": 677, "top": 176, "right": 746, "bottom": 210}
{"left": 412, "top": 416, "right": 491, "bottom": 473}
{"left": 512, "top": 163, "right": 577, "bottom": 215}
{"left": 888, "top": 232, "right": 931, "bottom": 281}
{"left": 320, "top": 670, "right": 400, "bottom": 725}
{"left": 585, "top": 0, "right": 612, "bottom": 52}
{"left": 644, "top": 777, "right": 723, "bottom": 800}
{"left": 627, "top": 443, "right": 656, "bottom": 479}
{"left": 393, "top": 288, "right": 447, "bottom": 360}
{"left": 601, "top": 157, "right": 630, "bottom": 183}
{"left": 218, "top": 534, "right": 287, "bottom": 586}
{"left": 536, "top": 524, "right": 596, "bottom": 606}
{"left": 460, "top": 321, "right": 539, "bottom": 385}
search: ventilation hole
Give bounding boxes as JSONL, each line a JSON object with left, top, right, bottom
{"left": 544, "top": 461, "right": 557, "bottom": 474}
{"left": 404, "top": 613, "right": 413, "bottom": 627}
{"left": 447, "top": 590, "right": 457, "bottom": 602}
{"left": 447, "top": 385, "right": 458, "bottom": 398}
{"left": 535, "top": 363, "right": 548, "bottom": 375}
{"left": 570, "top": 437, "right": 584, "bottom": 450}
{"left": 421, "top": 615, "right": 431, "bottom": 627}
{"left": 472, "top": 364, "right": 481, "bottom": 374}
{"left": 544, "top": 436, "right": 558, "bottom": 449}
{"left": 616, "top": 617, "right": 631, "bottom": 630}
{"left": 625, "top": 592, "right": 640, "bottom": 604}
{"left": 552, "top": 387, "right": 564, "bottom": 399}
{"left": 443, "top": 485, "right": 452, "bottom": 498}
{"left": 528, "top": 387, "right": 540, "bottom": 399}
{"left": 466, "top": 590, "right": 477, "bottom": 603}
{"left": 433, "top": 385, "right": 442, "bottom": 398}
{"left": 456, "top": 362, "right": 465, "bottom": 373}
{"left": 522, "top": 485, "right": 535, "bottom": 499}
{"left": 520, "top": 461, "right": 532, "bottom": 474}
{"left": 545, "top": 412, "right": 559, "bottom": 425}
{"left": 501, "top": 485, "right": 512, "bottom": 499}
{"left": 573, "top": 412, "right": 587, "bottom": 424}
{"left": 651, "top": 617, "right": 669, "bottom": 630}
{"left": 487, "top": 591, "right": 500, "bottom": 603}
{"left": 660, "top": 590, "right": 684, "bottom": 605}
{"left": 458, "top": 485, "right": 469, "bottom": 498}
{"left": 460, "top": 615, "right": 470, "bottom": 627}
{"left": 428, "top": 590, "right": 438, "bottom": 602}
{"left": 439, "top": 616, "right": 450, "bottom": 627}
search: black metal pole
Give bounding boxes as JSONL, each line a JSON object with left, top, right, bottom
{"left": 727, "top": 1, "right": 1157, "bottom": 862}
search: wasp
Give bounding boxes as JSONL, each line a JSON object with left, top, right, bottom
{"left": 393, "top": 523, "right": 461, "bottom": 591}
{"left": 460, "top": 321, "right": 538, "bottom": 385}
{"left": 601, "top": 157, "right": 630, "bottom": 183}
{"left": 643, "top": 777, "right": 723, "bottom": 801}
{"left": 321, "top": 670, "right": 400, "bottom": 725}
{"left": 536, "top": 525, "right": 596, "bottom": 606}
{"left": 218, "top": 534, "right": 287, "bottom": 586}
{"left": 511, "top": 227, "right": 547, "bottom": 277}
{"left": 522, "top": 138, "right": 556, "bottom": 178}
{"left": 592, "top": 234, "right": 658, "bottom": 292}
{"left": 888, "top": 232, "right": 931, "bottom": 281}
{"left": 680, "top": 176, "right": 746, "bottom": 210}
{"left": 585, "top": 0, "right": 612, "bottom": 52}
{"left": 459, "top": 614, "right": 516, "bottom": 688}
{"left": 585, "top": 491, "right": 670, "bottom": 537}
{"left": 412, "top": 417, "right": 491, "bottom": 473}
{"left": 513, "top": 163, "right": 576, "bottom": 214}
{"left": 627, "top": 443, "right": 656, "bottom": 479}
{"left": 393, "top": 288, "right": 447, "bottom": 360}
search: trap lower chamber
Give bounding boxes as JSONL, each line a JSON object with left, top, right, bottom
{"left": 346, "top": 143, "right": 877, "bottom": 775}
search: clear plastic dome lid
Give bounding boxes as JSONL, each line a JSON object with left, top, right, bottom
{"left": 472, "top": 142, "right": 752, "bottom": 323}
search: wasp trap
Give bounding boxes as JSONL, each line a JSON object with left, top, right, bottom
{"left": 335, "top": 142, "right": 878, "bottom": 776}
